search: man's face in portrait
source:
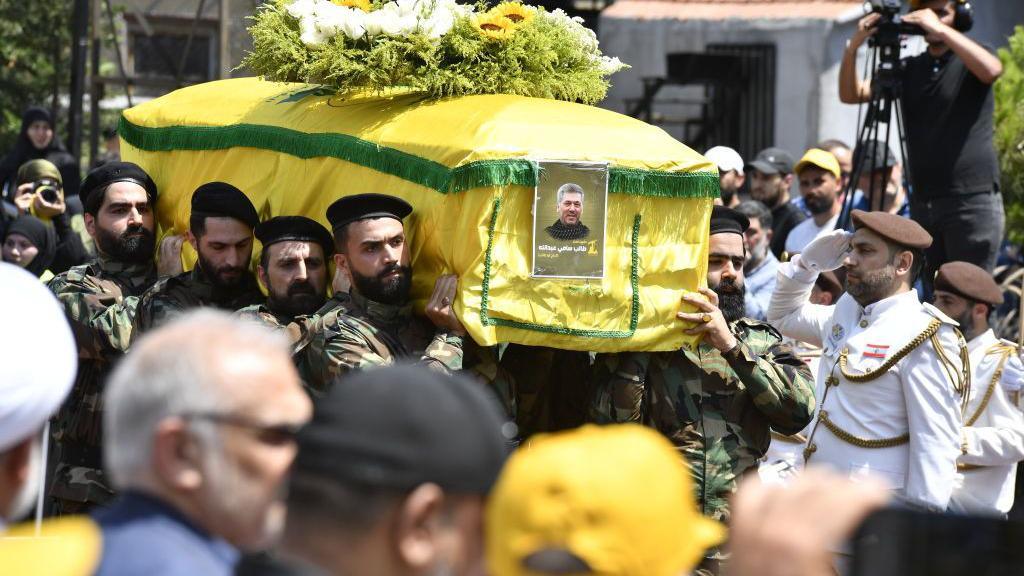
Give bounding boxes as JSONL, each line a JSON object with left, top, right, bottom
{"left": 557, "top": 191, "right": 583, "bottom": 226}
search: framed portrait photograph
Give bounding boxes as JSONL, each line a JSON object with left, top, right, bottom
{"left": 531, "top": 160, "right": 609, "bottom": 279}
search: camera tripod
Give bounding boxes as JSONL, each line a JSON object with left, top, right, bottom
{"left": 836, "top": 19, "right": 915, "bottom": 229}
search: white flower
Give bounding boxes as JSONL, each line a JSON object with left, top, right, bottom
{"left": 287, "top": 0, "right": 366, "bottom": 44}
{"left": 597, "top": 55, "right": 627, "bottom": 75}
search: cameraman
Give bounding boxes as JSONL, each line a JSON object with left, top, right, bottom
{"left": 839, "top": 0, "right": 1004, "bottom": 288}
{"left": 9, "top": 160, "right": 89, "bottom": 274}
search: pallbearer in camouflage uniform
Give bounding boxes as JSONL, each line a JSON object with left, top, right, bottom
{"left": 135, "top": 182, "right": 264, "bottom": 332}
{"left": 932, "top": 261, "right": 1024, "bottom": 517}
{"left": 47, "top": 162, "right": 161, "bottom": 512}
{"left": 236, "top": 215, "right": 334, "bottom": 329}
{"left": 297, "top": 194, "right": 468, "bottom": 393}
{"left": 769, "top": 211, "right": 968, "bottom": 512}
{"left": 590, "top": 205, "right": 816, "bottom": 533}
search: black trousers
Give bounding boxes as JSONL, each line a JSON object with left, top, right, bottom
{"left": 910, "top": 189, "right": 1004, "bottom": 298}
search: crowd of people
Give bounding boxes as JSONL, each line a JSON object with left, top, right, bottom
{"left": 0, "top": 0, "right": 1020, "bottom": 574}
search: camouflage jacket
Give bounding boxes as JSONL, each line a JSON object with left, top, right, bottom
{"left": 235, "top": 302, "right": 319, "bottom": 356}
{"left": 590, "top": 318, "right": 816, "bottom": 522}
{"left": 46, "top": 257, "right": 157, "bottom": 505}
{"left": 134, "top": 266, "right": 264, "bottom": 334}
{"left": 296, "top": 290, "right": 465, "bottom": 395}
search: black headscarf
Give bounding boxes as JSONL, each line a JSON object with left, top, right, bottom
{"left": 0, "top": 107, "right": 81, "bottom": 201}
{"left": 3, "top": 215, "right": 57, "bottom": 278}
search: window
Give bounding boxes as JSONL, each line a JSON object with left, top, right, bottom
{"left": 126, "top": 16, "right": 217, "bottom": 82}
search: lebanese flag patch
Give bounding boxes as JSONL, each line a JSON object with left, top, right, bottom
{"left": 863, "top": 343, "right": 889, "bottom": 359}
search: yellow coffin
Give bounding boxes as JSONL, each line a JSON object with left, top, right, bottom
{"left": 119, "top": 77, "right": 717, "bottom": 352}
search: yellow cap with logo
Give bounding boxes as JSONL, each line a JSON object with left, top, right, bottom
{"left": 794, "top": 148, "right": 842, "bottom": 180}
{"left": 486, "top": 424, "right": 726, "bottom": 576}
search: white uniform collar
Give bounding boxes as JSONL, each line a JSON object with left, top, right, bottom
{"left": 860, "top": 289, "right": 920, "bottom": 320}
{"left": 967, "top": 328, "right": 997, "bottom": 354}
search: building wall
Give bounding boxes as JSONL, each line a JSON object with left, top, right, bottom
{"left": 599, "top": 4, "right": 1024, "bottom": 163}
{"left": 598, "top": 14, "right": 837, "bottom": 159}
{"left": 116, "top": 0, "right": 259, "bottom": 79}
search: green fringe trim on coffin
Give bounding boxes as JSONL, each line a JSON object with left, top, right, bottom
{"left": 119, "top": 116, "right": 719, "bottom": 199}
{"left": 478, "top": 196, "right": 642, "bottom": 338}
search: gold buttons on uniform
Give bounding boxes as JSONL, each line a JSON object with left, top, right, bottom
{"left": 859, "top": 319, "right": 868, "bottom": 328}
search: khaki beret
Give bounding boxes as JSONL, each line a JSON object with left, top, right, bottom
{"left": 851, "top": 210, "right": 932, "bottom": 250}
{"left": 934, "top": 261, "right": 1003, "bottom": 306}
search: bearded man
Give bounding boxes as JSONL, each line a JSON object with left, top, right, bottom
{"left": 47, "top": 162, "right": 165, "bottom": 514}
{"left": 236, "top": 216, "right": 334, "bottom": 329}
{"left": 590, "top": 206, "right": 815, "bottom": 575}
{"left": 769, "top": 210, "right": 968, "bottom": 512}
{"left": 295, "top": 194, "right": 469, "bottom": 394}
{"left": 135, "top": 182, "right": 264, "bottom": 333}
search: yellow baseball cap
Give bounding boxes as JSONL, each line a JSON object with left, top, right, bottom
{"left": 0, "top": 517, "right": 102, "bottom": 575}
{"left": 486, "top": 424, "right": 726, "bottom": 576}
{"left": 794, "top": 148, "right": 841, "bottom": 180}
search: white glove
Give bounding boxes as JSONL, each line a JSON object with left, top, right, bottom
{"left": 798, "top": 229, "right": 853, "bottom": 273}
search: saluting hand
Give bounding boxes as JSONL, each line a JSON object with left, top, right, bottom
{"left": 678, "top": 287, "right": 737, "bottom": 353}
{"left": 425, "top": 274, "right": 467, "bottom": 337}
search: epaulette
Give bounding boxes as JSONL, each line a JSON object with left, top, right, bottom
{"left": 922, "top": 302, "right": 959, "bottom": 326}
{"left": 735, "top": 317, "right": 783, "bottom": 340}
{"left": 996, "top": 338, "right": 1020, "bottom": 351}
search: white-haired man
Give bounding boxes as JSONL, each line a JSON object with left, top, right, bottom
{"left": 545, "top": 183, "right": 589, "bottom": 241}
{"left": 93, "top": 310, "right": 312, "bottom": 576}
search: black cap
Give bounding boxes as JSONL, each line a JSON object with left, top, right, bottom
{"left": 294, "top": 365, "right": 510, "bottom": 495}
{"left": 191, "top": 182, "right": 259, "bottom": 229}
{"left": 80, "top": 161, "right": 158, "bottom": 213}
{"left": 255, "top": 216, "right": 335, "bottom": 257}
{"left": 855, "top": 139, "right": 897, "bottom": 173}
{"left": 325, "top": 193, "right": 413, "bottom": 233}
{"left": 710, "top": 205, "right": 750, "bottom": 236}
{"left": 746, "top": 147, "right": 794, "bottom": 175}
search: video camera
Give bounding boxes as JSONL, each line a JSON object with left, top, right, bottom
{"left": 868, "top": 0, "right": 924, "bottom": 45}
{"left": 32, "top": 179, "right": 61, "bottom": 204}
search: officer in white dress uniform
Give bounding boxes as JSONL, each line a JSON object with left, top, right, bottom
{"left": 932, "top": 261, "right": 1024, "bottom": 517}
{"left": 768, "top": 210, "right": 968, "bottom": 511}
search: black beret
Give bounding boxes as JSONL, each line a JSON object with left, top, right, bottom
{"left": 709, "top": 205, "right": 750, "bottom": 237}
{"left": 851, "top": 210, "right": 932, "bottom": 250}
{"left": 80, "top": 161, "right": 158, "bottom": 212}
{"left": 935, "top": 261, "right": 1003, "bottom": 306}
{"left": 326, "top": 193, "right": 412, "bottom": 233}
{"left": 255, "top": 216, "right": 335, "bottom": 257}
{"left": 294, "top": 365, "right": 510, "bottom": 495}
{"left": 191, "top": 182, "right": 259, "bottom": 229}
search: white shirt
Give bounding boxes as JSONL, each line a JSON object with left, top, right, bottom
{"left": 948, "top": 329, "right": 1024, "bottom": 516}
{"left": 768, "top": 256, "right": 966, "bottom": 511}
{"left": 784, "top": 212, "right": 840, "bottom": 255}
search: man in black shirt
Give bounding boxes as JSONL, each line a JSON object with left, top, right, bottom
{"left": 840, "top": 0, "right": 1004, "bottom": 290}
{"left": 747, "top": 147, "right": 806, "bottom": 260}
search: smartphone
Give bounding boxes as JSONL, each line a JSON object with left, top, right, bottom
{"left": 851, "top": 508, "right": 1024, "bottom": 576}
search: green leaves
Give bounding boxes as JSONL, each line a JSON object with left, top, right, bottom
{"left": 996, "top": 26, "right": 1024, "bottom": 244}
{"left": 0, "top": 0, "right": 72, "bottom": 150}
{"left": 240, "top": 1, "right": 625, "bottom": 105}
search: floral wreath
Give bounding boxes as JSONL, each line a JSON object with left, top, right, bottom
{"left": 243, "top": 0, "right": 628, "bottom": 104}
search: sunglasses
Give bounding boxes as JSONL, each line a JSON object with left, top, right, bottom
{"left": 182, "top": 412, "right": 304, "bottom": 446}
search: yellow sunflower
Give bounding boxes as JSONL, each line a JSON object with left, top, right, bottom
{"left": 331, "top": 0, "right": 372, "bottom": 11}
{"left": 489, "top": 2, "right": 536, "bottom": 26}
{"left": 474, "top": 14, "right": 515, "bottom": 40}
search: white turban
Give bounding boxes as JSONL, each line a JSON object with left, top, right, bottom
{"left": 0, "top": 263, "right": 76, "bottom": 453}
